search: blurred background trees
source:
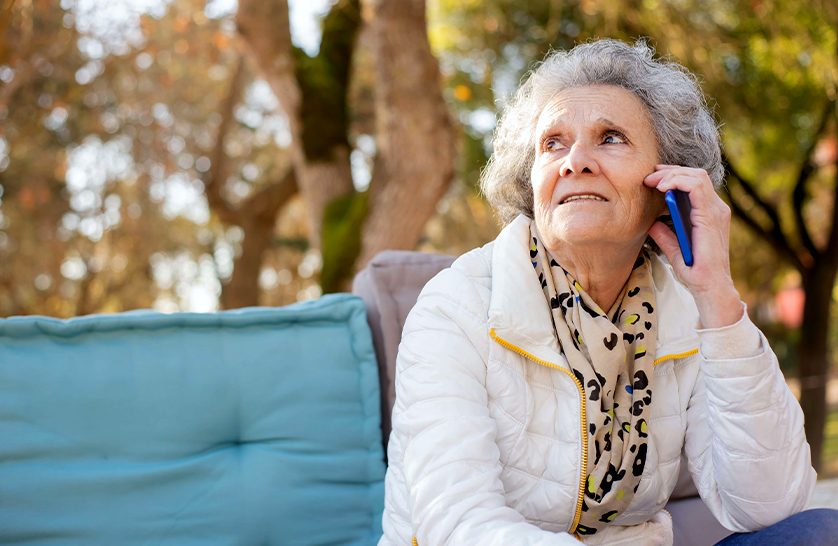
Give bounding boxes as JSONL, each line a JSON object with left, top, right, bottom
{"left": 1, "top": 0, "right": 836, "bottom": 471}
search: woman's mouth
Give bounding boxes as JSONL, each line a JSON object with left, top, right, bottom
{"left": 561, "top": 194, "right": 607, "bottom": 204}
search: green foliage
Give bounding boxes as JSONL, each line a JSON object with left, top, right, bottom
{"left": 319, "top": 190, "right": 368, "bottom": 294}
{"left": 825, "top": 406, "right": 838, "bottom": 477}
{"left": 460, "top": 129, "right": 490, "bottom": 191}
{"left": 294, "top": 0, "right": 361, "bottom": 162}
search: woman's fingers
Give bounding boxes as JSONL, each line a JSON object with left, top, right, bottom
{"left": 648, "top": 220, "right": 684, "bottom": 270}
{"left": 642, "top": 164, "right": 689, "bottom": 185}
{"left": 644, "top": 167, "right": 712, "bottom": 197}
{"left": 643, "top": 167, "right": 725, "bottom": 225}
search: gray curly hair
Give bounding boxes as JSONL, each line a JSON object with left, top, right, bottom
{"left": 481, "top": 38, "right": 723, "bottom": 226}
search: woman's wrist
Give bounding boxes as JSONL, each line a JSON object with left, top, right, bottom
{"left": 693, "top": 285, "right": 744, "bottom": 329}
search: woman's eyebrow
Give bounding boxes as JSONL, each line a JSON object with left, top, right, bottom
{"left": 538, "top": 119, "right": 564, "bottom": 137}
{"left": 596, "top": 117, "right": 631, "bottom": 135}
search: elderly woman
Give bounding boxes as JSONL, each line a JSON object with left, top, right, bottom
{"left": 379, "top": 40, "right": 836, "bottom": 546}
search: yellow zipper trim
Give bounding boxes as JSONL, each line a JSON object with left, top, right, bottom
{"left": 653, "top": 348, "right": 698, "bottom": 366}
{"left": 489, "top": 328, "right": 587, "bottom": 534}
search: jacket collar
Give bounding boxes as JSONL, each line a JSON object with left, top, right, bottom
{"left": 487, "top": 215, "right": 699, "bottom": 367}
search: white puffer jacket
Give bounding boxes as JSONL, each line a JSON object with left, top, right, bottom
{"left": 379, "top": 215, "right": 816, "bottom": 546}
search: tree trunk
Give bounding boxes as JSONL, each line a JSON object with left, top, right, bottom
{"left": 220, "top": 215, "right": 274, "bottom": 309}
{"left": 202, "top": 55, "right": 299, "bottom": 309}
{"left": 213, "top": 171, "right": 297, "bottom": 309}
{"left": 238, "top": 0, "right": 454, "bottom": 285}
{"left": 297, "top": 147, "right": 354, "bottom": 245}
{"left": 235, "top": 0, "right": 302, "bottom": 150}
{"left": 356, "top": 0, "right": 455, "bottom": 269}
{"left": 799, "top": 265, "right": 837, "bottom": 471}
{"left": 237, "top": 0, "right": 359, "bottom": 249}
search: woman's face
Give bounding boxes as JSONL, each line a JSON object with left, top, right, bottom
{"left": 531, "top": 85, "right": 666, "bottom": 253}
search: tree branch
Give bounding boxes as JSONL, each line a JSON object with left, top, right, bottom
{"left": 825, "top": 148, "right": 838, "bottom": 266}
{"left": 246, "top": 170, "right": 298, "bottom": 219}
{"left": 722, "top": 154, "right": 785, "bottom": 233}
{"left": 0, "top": 0, "right": 18, "bottom": 64}
{"left": 793, "top": 100, "right": 835, "bottom": 261}
{"left": 723, "top": 153, "right": 809, "bottom": 271}
{"left": 203, "top": 55, "right": 247, "bottom": 225}
{"left": 0, "top": 53, "right": 40, "bottom": 113}
{"left": 235, "top": 0, "right": 302, "bottom": 158}
{"left": 0, "top": 273, "right": 24, "bottom": 316}
{"left": 725, "top": 185, "right": 806, "bottom": 273}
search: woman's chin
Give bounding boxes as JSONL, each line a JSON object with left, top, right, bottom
{"left": 543, "top": 218, "right": 612, "bottom": 247}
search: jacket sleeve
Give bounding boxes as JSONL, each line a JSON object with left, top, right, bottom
{"left": 683, "top": 305, "right": 816, "bottom": 532}
{"left": 392, "top": 268, "right": 580, "bottom": 546}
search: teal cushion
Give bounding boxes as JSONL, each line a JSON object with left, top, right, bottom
{"left": 0, "top": 294, "right": 385, "bottom": 545}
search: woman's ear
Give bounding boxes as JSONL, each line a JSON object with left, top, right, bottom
{"left": 647, "top": 186, "right": 668, "bottom": 218}
{"left": 657, "top": 193, "right": 669, "bottom": 216}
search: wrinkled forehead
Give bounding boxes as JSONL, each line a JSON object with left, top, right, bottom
{"left": 533, "top": 84, "right": 656, "bottom": 140}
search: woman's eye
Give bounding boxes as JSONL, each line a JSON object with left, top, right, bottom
{"left": 602, "top": 132, "right": 627, "bottom": 144}
{"left": 545, "top": 139, "right": 563, "bottom": 152}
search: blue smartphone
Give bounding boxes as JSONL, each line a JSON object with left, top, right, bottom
{"left": 664, "top": 189, "right": 694, "bottom": 267}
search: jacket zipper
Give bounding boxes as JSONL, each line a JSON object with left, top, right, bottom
{"left": 489, "top": 328, "right": 588, "bottom": 534}
{"left": 653, "top": 349, "right": 697, "bottom": 366}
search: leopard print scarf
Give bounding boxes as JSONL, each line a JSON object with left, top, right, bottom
{"left": 528, "top": 222, "right": 657, "bottom": 537}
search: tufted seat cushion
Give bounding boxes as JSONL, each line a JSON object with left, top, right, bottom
{"left": 0, "top": 294, "right": 385, "bottom": 546}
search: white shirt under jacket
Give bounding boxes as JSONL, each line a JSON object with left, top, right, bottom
{"left": 379, "top": 214, "right": 816, "bottom": 546}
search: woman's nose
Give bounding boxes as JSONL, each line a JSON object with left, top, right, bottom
{"left": 560, "top": 142, "right": 599, "bottom": 178}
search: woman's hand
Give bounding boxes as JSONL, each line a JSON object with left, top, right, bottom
{"left": 644, "top": 165, "right": 744, "bottom": 329}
